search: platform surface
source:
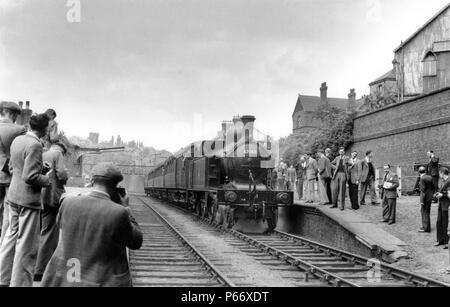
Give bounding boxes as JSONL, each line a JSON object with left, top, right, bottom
{"left": 295, "top": 201, "right": 408, "bottom": 256}
{"left": 295, "top": 195, "right": 450, "bottom": 283}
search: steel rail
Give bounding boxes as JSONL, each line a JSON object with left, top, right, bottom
{"left": 134, "top": 196, "right": 236, "bottom": 287}
{"left": 274, "top": 230, "right": 450, "bottom": 287}
{"left": 140, "top": 194, "right": 449, "bottom": 287}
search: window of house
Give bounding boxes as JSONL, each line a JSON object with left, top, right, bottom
{"left": 297, "top": 116, "right": 302, "bottom": 128}
{"left": 423, "top": 53, "right": 437, "bottom": 77}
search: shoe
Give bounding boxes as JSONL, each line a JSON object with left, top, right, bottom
{"left": 418, "top": 229, "right": 426, "bottom": 233}
{"left": 381, "top": 220, "right": 388, "bottom": 223}
{"left": 33, "top": 274, "right": 43, "bottom": 282}
{"left": 444, "top": 246, "right": 449, "bottom": 250}
{"left": 330, "top": 206, "right": 338, "bottom": 209}
{"left": 371, "top": 202, "right": 381, "bottom": 206}
{"left": 435, "top": 243, "right": 444, "bottom": 247}
{"left": 388, "top": 221, "right": 395, "bottom": 225}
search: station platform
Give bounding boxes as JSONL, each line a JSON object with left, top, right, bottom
{"left": 284, "top": 196, "right": 450, "bottom": 283}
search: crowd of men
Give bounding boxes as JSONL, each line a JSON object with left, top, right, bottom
{"left": 275, "top": 148, "right": 450, "bottom": 272}
{"left": 0, "top": 101, "right": 143, "bottom": 287}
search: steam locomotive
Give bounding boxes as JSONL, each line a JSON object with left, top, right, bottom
{"left": 144, "top": 115, "right": 293, "bottom": 232}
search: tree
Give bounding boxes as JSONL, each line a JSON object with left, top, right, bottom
{"left": 310, "top": 104, "right": 356, "bottom": 159}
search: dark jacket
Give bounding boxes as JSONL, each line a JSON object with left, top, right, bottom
{"left": 420, "top": 174, "right": 435, "bottom": 204}
{"left": 7, "top": 132, "right": 50, "bottom": 209}
{"left": 0, "top": 119, "right": 26, "bottom": 185}
{"left": 41, "top": 191, "right": 143, "bottom": 287}
{"left": 41, "top": 148, "right": 68, "bottom": 208}
{"left": 380, "top": 171, "right": 399, "bottom": 199}
{"left": 318, "top": 156, "right": 332, "bottom": 179}
{"left": 427, "top": 157, "right": 440, "bottom": 178}
{"left": 439, "top": 178, "right": 450, "bottom": 212}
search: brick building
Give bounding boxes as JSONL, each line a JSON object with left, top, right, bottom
{"left": 292, "top": 82, "right": 360, "bottom": 134}
{"left": 351, "top": 87, "right": 450, "bottom": 193}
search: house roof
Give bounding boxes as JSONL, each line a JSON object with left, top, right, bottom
{"left": 369, "top": 69, "right": 396, "bottom": 86}
{"left": 292, "top": 95, "right": 349, "bottom": 116}
{"left": 394, "top": 3, "right": 450, "bottom": 52}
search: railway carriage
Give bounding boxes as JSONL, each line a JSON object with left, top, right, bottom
{"left": 145, "top": 115, "right": 293, "bottom": 232}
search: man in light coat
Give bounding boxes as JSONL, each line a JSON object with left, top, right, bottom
{"left": 41, "top": 163, "right": 143, "bottom": 287}
{"left": 0, "top": 114, "right": 52, "bottom": 287}
{"left": 317, "top": 150, "right": 331, "bottom": 205}
{"left": 305, "top": 153, "right": 318, "bottom": 203}
{"left": 0, "top": 102, "right": 26, "bottom": 243}
{"left": 34, "top": 142, "right": 69, "bottom": 281}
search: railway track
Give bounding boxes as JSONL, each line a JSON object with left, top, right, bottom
{"left": 139, "top": 194, "right": 450, "bottom": 288}
{"left": 129, "top": 196, "right": 235, "bottom": 287}
{"left": 230, "top": 231, "right": 450, "bottom": 287}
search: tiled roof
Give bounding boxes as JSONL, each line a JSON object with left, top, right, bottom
{"left": 293, "top": 95, "right": 349, "bottom": 115}
{"left": 369, "top": 69, "right": 396, "bottom": 86}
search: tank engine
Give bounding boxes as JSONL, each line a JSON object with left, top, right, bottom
{"left": 145, "top": 115, "right": 293, "bottom": 232}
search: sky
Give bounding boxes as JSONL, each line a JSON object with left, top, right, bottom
{"left": 0, "top": 0, "right": 449, "bottom": 152}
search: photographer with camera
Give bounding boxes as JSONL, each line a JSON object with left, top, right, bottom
{"left": 34, "top": 142, "right": 69, "bottom": 282}
{"left": 41, "top": 162, "right": 143, "bottom": 287}
{"left": 0, "top": 114, "right": 52, "bottom": 287}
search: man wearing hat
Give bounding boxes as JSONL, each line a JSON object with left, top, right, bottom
{"left": 34, "top": 142, "right": 69, "bottom": 281}
{"left": 0, "top": 102, "right": 26, "bottom": 243}
{"left": 41, "top": 162, "right": 143, "bottom": 287}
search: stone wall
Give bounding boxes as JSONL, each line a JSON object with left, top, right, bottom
{"left": 351, "top": 87, "right": 450, "bottom": 192}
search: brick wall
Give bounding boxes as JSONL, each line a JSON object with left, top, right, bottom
{"left": 351, "top": 87, "right": 450, "bottom": 192}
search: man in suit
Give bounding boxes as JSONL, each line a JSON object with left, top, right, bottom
{"left": 426, "top": 150, "right": 440, "bottom": 194}
{"left": 359, "top": 151, "right": 380, "bottom": 206}
{"left": 419, "top": 166, "right": 435, "bottom": 233}
{"left": 0, "top": 114, "right": 52, "bottom": 287}
{"left": 317, "top": 150, "right": 331, "bottom": 205}
{"left": 348, "top": 151, "right": 360, "bottom": 210}
{"left": 331, "top": 147, "right": 349, "bottom": 210}
{"left": 435, "top": 168, "right": 450, "bottom": 248}
{"left": 41, "top": 163, "right": 143, "bottom": 287}
{"left": 0, "top": 102, "right": 26, "bottom": 243}
{"left": 296, "top": 156, "right": 306, "bottom": 200}
{"left": 34, "top": 142, "right": 69, "bottom": 282}
{"left": 325, "top": 148, "right": 333, "bottom": 204}
{"left": 305, "top": 153, "right": 318, "bottom": 204}
{"left": 286, "top": 164, "right": 296, "bottom": 192}
{"left": 380, "top": 164, "right": 399, "bottom": 225}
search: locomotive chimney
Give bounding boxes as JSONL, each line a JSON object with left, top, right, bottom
{"left": 241, "top": 115, "right": 256, "bottom": 141}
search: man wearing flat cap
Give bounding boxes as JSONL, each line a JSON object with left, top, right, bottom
{"left": 41, "top": 162, "right": 143, "bottom": 287}
{"left": 0, "top": 102, "right": 26, "bottom": 244}
{"left": 34, "top": 142, "right": 69, "bottom": 281}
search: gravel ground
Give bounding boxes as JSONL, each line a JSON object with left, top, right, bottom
{"left": 352, "top": 196, "right": 450, "bottom": 283}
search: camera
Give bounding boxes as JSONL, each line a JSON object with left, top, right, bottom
{"left": 111, "top": 186, "right": 127, "bottom": 205}
{"left": 42, "top": 162, "right": 52, "bottom": 175}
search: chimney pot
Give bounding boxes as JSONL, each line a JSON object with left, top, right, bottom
{"left": 348, "top": 89, "right": 356, "bottom": 110}
{"left": 320, "top": 82, "right": 328, "bottom": 101}
{"left": 26, "top": 101, "right": 30, "bottom": 109}
{"left": 19, "top": 101, "right": 23, "bottom": 108}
